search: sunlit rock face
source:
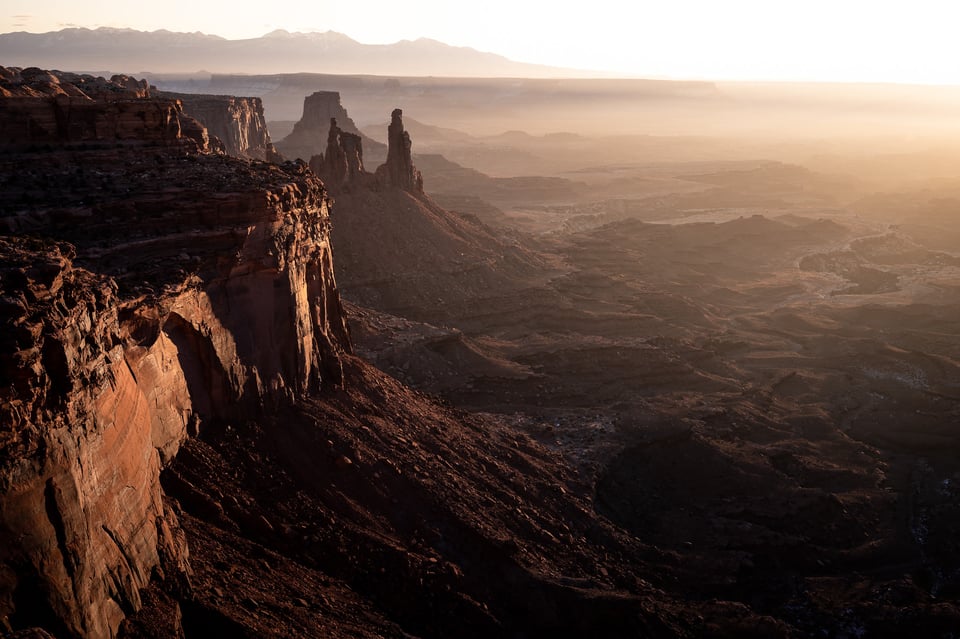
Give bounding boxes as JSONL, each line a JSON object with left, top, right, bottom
{"left": 0, "top": 237, "right": 186, "bottom": 639}
{"left": 0, "top": 70, "right": 350, "bottom": 638}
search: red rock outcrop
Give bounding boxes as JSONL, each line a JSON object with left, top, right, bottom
{"left": 0, "top": 66, "right": 208, "bottom": 151}
{"left": 0, "top": 237, "right": 190, "bottom": 639}
{"left": 0, "top": 67, "right": 151, "bottom": 99}
{"left": 163, "top": 92, "right": 282, "bottom": 161}
{"left": 375, "top": 108, "right": 423, "bottom": 193}
{"left": 0, "top": 72, "right": 349, "bottom": 638}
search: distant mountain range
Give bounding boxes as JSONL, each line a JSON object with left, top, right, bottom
{"left": 0, "top": 27, "right": 586, "bottom": 77}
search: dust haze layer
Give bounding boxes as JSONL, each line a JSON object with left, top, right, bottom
{"left": 318, "top": 68, "right": 960, "bottom": 637}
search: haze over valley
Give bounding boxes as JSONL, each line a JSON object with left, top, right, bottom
{"left": 4, "top": 7, "right": 960, "bottom": 638}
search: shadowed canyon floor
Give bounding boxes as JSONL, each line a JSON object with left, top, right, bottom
{"left": 340, "top": 151, "right": 960, "bottom": 636}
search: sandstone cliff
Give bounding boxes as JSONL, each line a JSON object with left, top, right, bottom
{"left": 275, "top": 91, "right": 386, "bottom": 165}
{"left": 0, "top": 70, "right": 695, "bottom": 639}
{"left": 0, "top": 71, "right": 349, "bottom": 638}
{"left": 0, "top": 67, "right": 209, "bottom": 151}
{"left": 0, "top": 66, "right": 150, "bottom": 99}
{"left": 163, "top": 92, "right": 282, "bottom": 161}
{"left": 0, "top": 237, "right": 189, "bottom": 638}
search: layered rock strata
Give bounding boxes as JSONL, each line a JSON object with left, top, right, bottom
{"left": 164, "top": 92, "right": 282, "bottom": 161}
{"left": 0, "top": 237, "right": 190, "bottom": 639}
{"left": 0, "top": 72, "right": 349, "bottom": 638}
{"left": 0, "top": 66, "right": 209, "bottom": 151}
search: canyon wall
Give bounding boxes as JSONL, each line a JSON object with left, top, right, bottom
{"left": 165, "top": 92, "right": 281, "bottom": 161}
{"left": 0, "top": 70, "right": 349, "bottom": 638}
{"left": 0, "top": 238, "right": 188, "bottom": 638}
{"left": 0, "top": 66, "right": 208, "bottom": 151}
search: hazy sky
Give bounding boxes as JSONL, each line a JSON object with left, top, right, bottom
{"left": 4, "top": 0, "right": 960, "bottom": 83}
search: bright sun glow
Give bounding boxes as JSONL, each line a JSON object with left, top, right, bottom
{"left": 4, "top": 0, "right": 960, "bottom": 83}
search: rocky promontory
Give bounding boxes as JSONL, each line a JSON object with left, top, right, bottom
{"left": 162, "top": 92, "right": 282, "bottom": 161}
{"left": 0, "top": 66, "right": 209, "bottom": 151}
{"left": 313, "top": 103, "right": 543, "bottom": 322}
{"left": 0, "top": 70, "right": 349, "bottom": 637}
{"left": 0, "top": 70, "right": 670, "bottom": 639}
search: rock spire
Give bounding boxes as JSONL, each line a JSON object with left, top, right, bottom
{"left": 375, "top": 108, "right": 423, "bottom": 192}
{"left": 310, "top": 117, "right": 364, "bottom": 188}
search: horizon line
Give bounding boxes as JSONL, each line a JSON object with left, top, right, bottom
{"left": 6, "top": 26, "right": 960, "bottom": 89}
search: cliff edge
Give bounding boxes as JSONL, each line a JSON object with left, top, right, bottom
{"left": 0, "top": 68, "right": 349, "bottom": 638}
{"left": 162, "top": 92, "right": 282, "bottom": 162}
{"left": 0, "top": 69, "right": 692, "bottom": 639}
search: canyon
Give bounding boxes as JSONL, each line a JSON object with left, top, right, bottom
{"left": 0, "top": 68, "right": 683, "bottom": 639}
{"left": 273, "top": 71, "right": 960, "bottom": 637}
{"left": 4, "top": 63, "right": 960, "bottom": 639}
{"left": 159, "top": 92, "right": 281, "bottom": 162}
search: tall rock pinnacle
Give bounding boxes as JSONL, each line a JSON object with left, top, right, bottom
{"left": 376, "top": 108, "right": 423, "bottom": 192}
{"left": 310, "top": 117, "right": 364, "bottom": 189}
